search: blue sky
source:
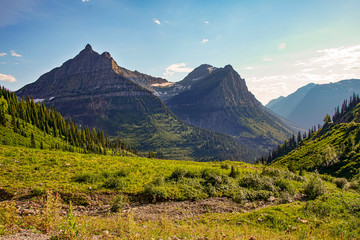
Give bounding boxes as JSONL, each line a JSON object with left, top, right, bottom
{"left": 1, "top": 0, "right": 360, "bottom": 104}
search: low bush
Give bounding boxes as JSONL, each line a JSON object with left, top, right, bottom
{"left": 102, "top": 177, "right": 125, "bottom": 190}
{"left": 274, "top": 179, "right": 295, "bottom": 195}
{"left": 168, "top": 168, "right": 188, "bottom": 181}
{"left": 334, "top": 178, "right": 348, "bottom": 189}
{"left": 31, "top": 186, "right": 46, "bottom": 196}
{"left": 239, "top": 173, "right": 275, "bottom": 191}
{"left": 73, "top": 173, "right": 98, "bottom": 184}
{"left": 349, "top": 178, "right": 360, "bottom": 191}
{"left": 0, "top": 201, "right": 18, "bottom": 235}
{"left": 304, "top": 176, "right": 327, "bottom": 200}
{"left": 111, "top": 194, "right": 128, "bottom": 212}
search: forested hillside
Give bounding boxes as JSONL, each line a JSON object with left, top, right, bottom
{"left": 266, "top": 94, "right": 360, "bottom": 179}
{"left": 0, "top": 86, "right": 133, "bottom": 156}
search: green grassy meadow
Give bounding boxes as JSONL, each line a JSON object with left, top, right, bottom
{"left": 1, "top": 144, "right": 360, "bottom": 239}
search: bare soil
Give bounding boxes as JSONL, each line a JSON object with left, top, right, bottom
{"left": 1, "top": 196, "right": 296, "bottom": 239}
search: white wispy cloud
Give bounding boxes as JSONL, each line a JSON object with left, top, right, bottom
{"left": 0, "top": 73, "right": 16, "bottom": 82}
{"left": 10, "top": 50, "right": 22, "bottom": 57}
{"left": 201, "top": 38, "right": 209, "bottom": 43}
{"left": 312, "top": 44, "right": 360, "bottom": 70}
{"left": 163, "top": 63, "right": 193, "bottom": 78}
{"left": 0, "top": 53, "right": 7, "bottom": 57}
{"left": 204, "top": 21, "right": 209, "bottom": 24}
{"left": 81, "top": 0, "right": 90, "bottom": 2}
{"left": 263, "top": 58, "right": 274, "bottom": 62}
{"left": 153, "top": 18, "right": 161, "bottom": 25}
{"left": 244, "top": 66, "right": 254, "bottom": 70}
{"left": 246, "top": 44, "right": 360, "bottom": 105}
{"left": 278, "top": 43, "right": 287, "bottom": 50}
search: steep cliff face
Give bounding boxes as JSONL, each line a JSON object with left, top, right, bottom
{"left": 16, "top": 44, "right": 163, "bottom": 133}
{"left": 165, "top": 65, "right": 294, "bottom": 150}
{"left": 17, "top": 44, "right": 155, "bottom": 98}
{"left": 16, "top": 45, "right": 259, "bottom": 162}
{"left": 152, "top": 64, "right": 214, "bottom": 101}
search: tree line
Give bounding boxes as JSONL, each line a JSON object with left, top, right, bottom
{"left": 0, "top": 86, "right": 134, "bottom": 155}
{"left": 258, "top": 93, "right": 360, "bottom": 164}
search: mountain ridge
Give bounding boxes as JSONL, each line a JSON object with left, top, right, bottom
{"left": 163, "top": 64, "right": 295, "bottom": 151}
{"left": 16, "top": 44, "right": 259, "bottom": 162}
{"left": 266, "top": 79, "right": 360, "bottom": 129}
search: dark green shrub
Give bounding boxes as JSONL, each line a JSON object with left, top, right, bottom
{"left": 229, "top": 166, "right": 239, "bottom": 178}
{"left": 201, "top": 169, "right": 224, "bottom": 187}
{"left": 151, "top": 176, "right": 165, "bottom": 186}
{"left": 334, "top": 178, "right": 348, "bottom": 189}
{"left": 349, "top": 178, "right": 360, "bottom": 192}
{"left": 30, "top": 186, "right": 45, "bottom": 196}
{"left": 102, "top": 177, "right": 125, "bottom": 190}
{"left": 239, "top": 174, "right": 275, "bottom": 191}
{"left": 169, "top": 168, "right": 187, "bottom": 181}
{"left": 261, "top": 167, "right": 284, "bottom": 177}
{"left": 73, "top": 173, "right": 98, "bottom": 183}
{"left": 177, "top": 182, "right": 207, "bottom": 201}
{"left": 114, "top": 168, "right": 130, "bottom": 177}
{"left": 61, "top": 193, "right": 89, "bottom": 206}
{"left": 304, "top": 176, "right": 327, "bottom": 200}
{"left": 220, "top": 162, "right": 231, "bottom": 169}
{"left": 111, "top": 194, "right": 128, "bottom": 212}
{"left": 143, "top": 184, "right": 170, "bottom": 201}
{"left": 244, "top": 189, "right": 272, "bottom": 201}
{"left": 275, "top": 179, "right": 295, "bottom": 195}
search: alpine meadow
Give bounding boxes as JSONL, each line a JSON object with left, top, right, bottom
{"left": 1, "top": 1, "right": 360, "bottom": 239}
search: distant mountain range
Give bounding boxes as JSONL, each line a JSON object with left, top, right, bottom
{"left": 266, "top": 79, "right": 360, "bottom": 129}
{"left": 16, "top": 44, "right": 295, "bottom": 161}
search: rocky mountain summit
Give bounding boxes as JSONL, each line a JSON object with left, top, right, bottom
{"left": 164, "top": 64, "right": 295, "bottom": 150}
{"left": 17, "top": 44, "right": 165, "bottom": 98}
{"left": 16, "top": 44, "right": 258, "bottom": 161}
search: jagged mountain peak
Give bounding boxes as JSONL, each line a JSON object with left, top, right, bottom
{"left": 78, "top": 44, "right": 96, "bottom": 56}
{"left": 85, "top": 43, "right": 93, "bottom": 50}
{"left": 168, "top": 64, "right": 258, "bottom": 107}
{"left": 165, "top": 63, "right": 293, "bottom": 150}
{"left": 224, "top": 64, "right": 233, "bottom": 70}
{"left": 181, "top": 64, "right": 214, "bottom": 83}
{"left": 101, "top": 51, "right": 112, "bottom": 59}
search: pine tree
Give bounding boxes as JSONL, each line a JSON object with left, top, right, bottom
{"left": 0, "top": 96, "right": 8, "bottom": 126}
{"left": 30, "top": 133, "right": 36, "bottom": 148}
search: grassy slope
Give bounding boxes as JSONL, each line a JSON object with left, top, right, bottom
{"left": 0, "top": 144, "right": 258, "bottom": 196}
{"left": 271, "top": 122, "right": 360, "bottom": 180}
{"left": 1, "top": 144, "right": 360, "bottom": 239}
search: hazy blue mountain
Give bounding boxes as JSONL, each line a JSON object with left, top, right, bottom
{"left": 266, "top": 79, "right": 360, "bottom": 129}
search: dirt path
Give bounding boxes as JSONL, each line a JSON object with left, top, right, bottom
{"left": 1, "top": 197, "right": 278, "bottom": 240}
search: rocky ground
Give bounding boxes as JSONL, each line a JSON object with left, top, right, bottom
{"left": 0, "top": 196, "right": 287, "bottom": 240}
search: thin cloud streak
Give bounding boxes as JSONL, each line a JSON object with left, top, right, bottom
{"left": 10, "top": 50, "right": 22, "bottom": 57}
